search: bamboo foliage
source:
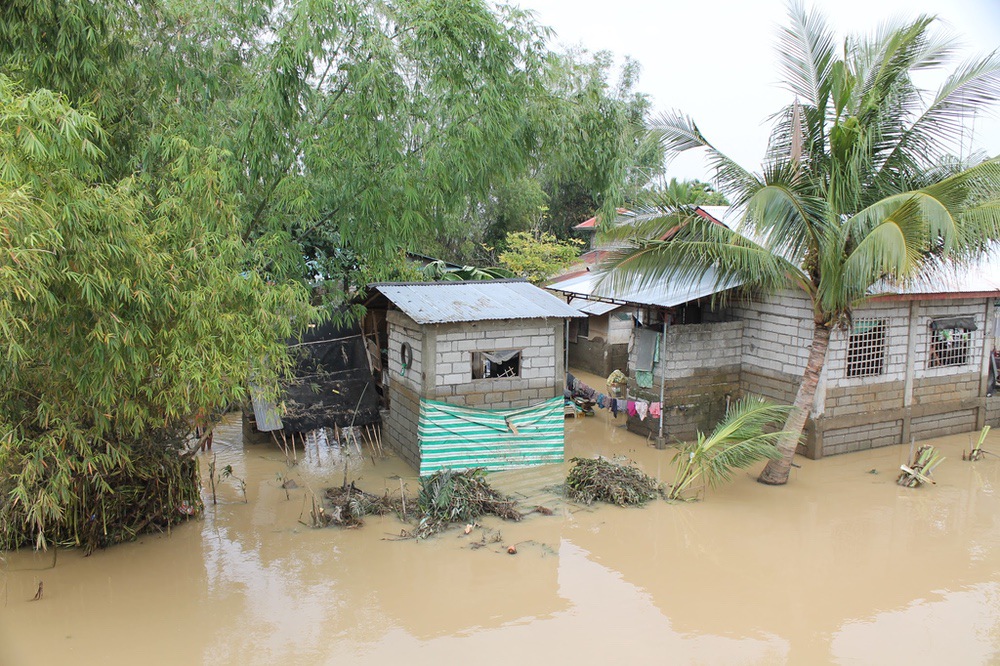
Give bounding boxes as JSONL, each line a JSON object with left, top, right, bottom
{"left": 0, "top": 76, "right": 313, "bottom": 550}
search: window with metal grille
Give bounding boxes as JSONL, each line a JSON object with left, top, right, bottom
{"left": 928, "top": 325, "right": 972, "bottom": 368}
{"left": 847, "top": 319, "right": 886, "bottom": 378}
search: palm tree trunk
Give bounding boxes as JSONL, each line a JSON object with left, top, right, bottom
{"left": 757, "top": 322, "right": 831, "bottom": 486}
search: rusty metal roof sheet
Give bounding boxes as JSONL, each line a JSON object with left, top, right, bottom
{"left": 369, "top": 279, "right": 585, "bottom": 324}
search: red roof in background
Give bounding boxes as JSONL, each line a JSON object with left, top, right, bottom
{"left": 571, "top": 208, "right": 628, "bottom": 231}
{"left": 694, "top": 207, "right": 725, "bottom": 224}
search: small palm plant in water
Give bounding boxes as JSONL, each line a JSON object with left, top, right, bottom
{"left": 668, "top": 397, "right": 792, "bottom": 501}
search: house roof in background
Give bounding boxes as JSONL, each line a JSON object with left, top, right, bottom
{"left": 569, "top": 298, "right": 620, "bottom": 316}
{"left": 547, "top": 269, "right": 742, "bottom": 310}
{"left": 368, "top": 279, "right": 586, "bottom": 324}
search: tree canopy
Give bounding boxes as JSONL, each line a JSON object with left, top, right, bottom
{"left": 604, "top": 1, "right": 1000, "bottom": 485}
{"left": 424, "top": 49, "right": 665, "bottom": 264}
{"left": 3, "top": 0, "right": 652, "bottom": 548}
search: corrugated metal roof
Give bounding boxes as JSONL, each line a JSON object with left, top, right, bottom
{"left": 570, "top": 300, "right": 622, "bottom": 316}
{"left": 370, "top": 279, "right": 586, "bottom": 324}
{"left": 547, "top": 269, "right": 743, "bottom": 309}
{"left": 872, "top": 244, "right": 1000, "bottom": 297}
{"left": 572, "top": 299, "right": 620, "bottom": 316}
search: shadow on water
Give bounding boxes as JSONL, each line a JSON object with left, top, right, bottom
{"left": 2, "top": 370, "right": 1000, "bottom": 664}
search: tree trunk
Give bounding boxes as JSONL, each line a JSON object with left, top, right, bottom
{"left": 757, "top": 322, "right": 831, "bottom": 486}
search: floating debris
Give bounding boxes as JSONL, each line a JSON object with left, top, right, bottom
{"left": 322, "top": 482, "right": 409, "bottom": 527}
{"left": 566, "top": 456, "right": 664, "bottom": 506}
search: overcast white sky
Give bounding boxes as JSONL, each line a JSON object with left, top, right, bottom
{"left": 515, "top": 0, "right": 1000, "bottom": 183}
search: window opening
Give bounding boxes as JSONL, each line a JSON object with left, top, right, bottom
{"left": 472, "top": 350, "right": 521, "bottom": 379}
{"left": 847, "top": 319, "right": 886, "bottom": 378}
{"left": 578, "top": 317, "right": 590, "bottom": 338}
{"left": 928, "top": 320, "right": 973, "bottom": 368}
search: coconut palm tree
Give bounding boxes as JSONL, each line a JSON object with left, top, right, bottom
{"left": 604, "top": 2, "right": 1000, "bottom": 485}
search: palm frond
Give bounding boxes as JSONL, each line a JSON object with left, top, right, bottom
{"left": 648, "top": 109, "right": 761, "bottom": 200}
{"left": 748, "top": 162, "right": 828, "bottom": 263}
{"left": 668, "top": 396, "right": 790, "bottom": 499}
{"left": 706, "top": 435, "right": 785, "bottom": 485}
{"left": 855, "top": 15, "right": 937, "bottom": 119}
{"left": 878, "top": 51, "right": 1000, "bottom": 179}
{"left": 776, "top": 1, "right": 836, "bottom": 107}
{"left": 701, "top": 396, "right": 792, "bottom": 447}
{"left": 597, "top": 213, "right": 805, "bottom": 303}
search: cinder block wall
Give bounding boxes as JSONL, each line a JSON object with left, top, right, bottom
{"left": 625, "top": 321, "right": 743, "bottom": 442}
{"left": 384, "top": 311, "right": 424, "bottom": 463}
{"left": 986, "top": 396, "right": 1000, "bottom": 427}
{"left": 385, "top": 314, "right": 566, "bottom": 466}
{"left": 385, "top": 382, "right": 421, "bottom": 468}
{"left": 433, "top": 319, "right": 562, "bottom": 409}
{"left": 732, "top": 294, "right": 993, "bottom": 457}
{"left": 568, "top": 310, "right": 632, "bottom": 376}
{"left": 569, "top": 337, "right": 627, "bottom": 377}
{"left": 386, "top": 311, "right": 423, "bottom": 394}
{"left": 732, "top": 289, "right": 814, "bottom": 404}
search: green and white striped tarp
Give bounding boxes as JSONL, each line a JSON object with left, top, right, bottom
{"left": 417, "top": 396, "right": 565, "bottom": 476}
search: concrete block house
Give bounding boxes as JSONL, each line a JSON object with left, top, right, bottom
{"left": 553, "top": 205, "right": 1000, "bottom": 457}
{"left": 366, "top": 280, "right": 583, "bottom": 475}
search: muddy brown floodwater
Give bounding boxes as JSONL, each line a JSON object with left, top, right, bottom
{"left": 2, "top": 370, "right": 1000, "bottom": 665}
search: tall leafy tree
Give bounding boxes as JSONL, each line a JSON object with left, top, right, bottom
{"left": 0, "top": 77, "right": 312, "bottom": 549}
{"left": 429, "top": 48, "right": 665, "bottom": 262}
{"left": 604, "top": 2, "right": 1000, "bottom": 485}
{"left": 0, "top": 0, "right": 560, "bottom": 547}
{"left": 656, "top": 178, "right": 729, "bottom": 206}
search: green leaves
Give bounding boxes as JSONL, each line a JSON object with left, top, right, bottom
{"left": 605, "top": 3, "right": 1000, "bottom": 484}
{"left": 667, "top": 397, "right": 790, "bottom": 501}
{"left": 0, "top": 75, "right": 313, "bottom": 548}
{"left": 497, "top": 231, "right": 583, "bottom": 284}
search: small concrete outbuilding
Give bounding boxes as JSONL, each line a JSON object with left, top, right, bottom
{"left": 366, "top": 280, "right": 584, "bottom": 476}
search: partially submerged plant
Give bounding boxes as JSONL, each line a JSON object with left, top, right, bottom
{"left": 566, "top": 456, "right": 664, "bottom": 506}
{"left": 322, "top": 482, "right": 409, "bottom": 528}
{"left": 898, "top": 444, "right": 945, "bottom": 487}
{"left": 667, "top": 397, "right": 790, "bottom": 501}
{"left": 963, "top": 426, "right": 991, "bottom": 461}
{"left": 220, "top": 465, "right": 248, "bottom": 503}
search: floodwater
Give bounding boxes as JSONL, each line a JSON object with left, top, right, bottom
{"left": 3, "top": 370, "right": 1000, "bottom": 665}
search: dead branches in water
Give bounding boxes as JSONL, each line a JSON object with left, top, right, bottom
{"left": 566, "top": 457, "right": 664, "bottom": 507}
{"left": 411, "top": 469, "right": 522, "bottom": 539}
{"left": 318, "top": 468, "right": 532, "bottom": 539}
{"left": 321, "top": 482, "right": 409, "bottom": 528}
